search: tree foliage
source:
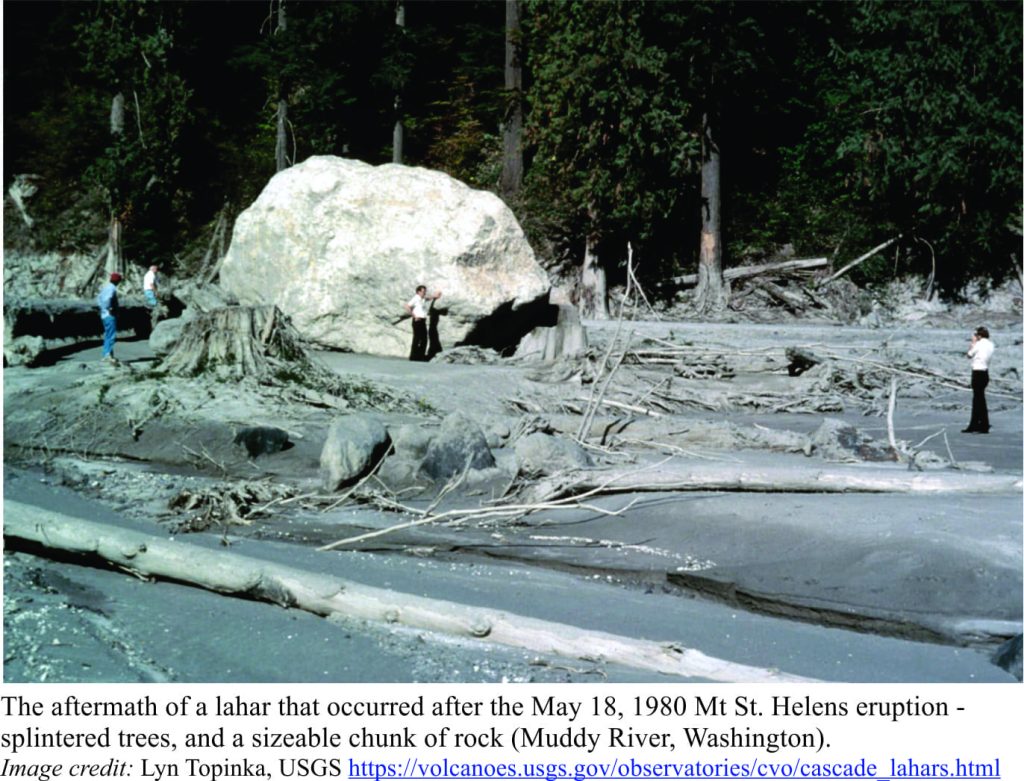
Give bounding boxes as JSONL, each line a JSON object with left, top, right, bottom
{"left": 4, "top": 0, "right": 1021, "bottom": 296}
{"left": 524, "top": 0, "right": 695, "bottom": 279}
{"left": 791, "top": 0, "right": 1021, "bottom": 290}
{"left": 75, "top": 0, "right": 194, "bottom": 259}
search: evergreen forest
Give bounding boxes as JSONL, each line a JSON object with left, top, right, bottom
{"left": 4, "top": 0, "right": 1021, "bottom": 307}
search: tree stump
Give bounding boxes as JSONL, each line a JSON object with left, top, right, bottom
{"left": 159, "top": 305, "right": 309, "bottom": 380}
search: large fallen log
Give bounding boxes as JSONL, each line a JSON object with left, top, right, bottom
{"left": 532, "top": 460, "right": 1022, "bottom": 501}
{"left": 3, "top": 500, "right": 812, "bottom": 683}
{"left": 670, "top": 258, "right": 827, "bottom": 287}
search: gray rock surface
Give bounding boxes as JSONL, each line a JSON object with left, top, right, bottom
{"left": 3, "top": 334, "right": 45, "bottom": 366}
{"left": 149, "top": 317, "right": 187, "bottom": 357}
{"left": 514, "top": 432, "right": 593, "bottom": 477}
{"left": 388, "top": 423, "right": 434, "bottom": 459}
{"left": 419, "top": 412, "right": 495, "bottom": 481}
{"left": 810, "top": 417, "right": 897, "bottom": 462}
{"left": 319, "top": 414, "right": 391, "bottom": 491}
{"left": 219, "top": 156, "right": 550, "bottom": 357}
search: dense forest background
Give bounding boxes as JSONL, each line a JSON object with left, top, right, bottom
{"left": 3, "top": 0, "right": 1021, "bottom": 309}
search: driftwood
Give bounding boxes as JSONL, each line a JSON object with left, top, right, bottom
{"left": 578, "top": 248, "right": 638, "bottom": 442}
{"left": 886, "top": 378, "right": 902, "bottom": 462}
{"left": 531, "top": 460, "right": 1021, "bottom": 501}
{"left": 818, "top": 236, "right": 901, "bottom": 287}
{"left": 752, "top": 279, "right": 806, "bottom": 314}
{"left": 195, "top": 205, "right": 231, "bottom": 285}
{"left": 3, "top": 500, "right": 811, "bottom": 683}
{"left": 671, "top": 257, "right": 827, "bottom": 287}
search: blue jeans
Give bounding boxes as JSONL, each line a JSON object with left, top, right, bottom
{"left": 144, "top": 290, "right": 158, "bottom": 307}
{"left": 101, "top": 314, "right": 117, "bottom": 358}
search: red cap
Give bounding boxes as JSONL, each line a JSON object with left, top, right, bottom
{"left": 110, "top": 272, "right": 123, "bottom": 283}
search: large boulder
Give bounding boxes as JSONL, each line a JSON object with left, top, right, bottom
{"left": 220, "top": 156, "right": 551, "bottom": 357}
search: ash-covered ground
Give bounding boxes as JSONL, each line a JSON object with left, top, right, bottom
{"left": 4, "top": 313, "right": 1022, "bottom": 683}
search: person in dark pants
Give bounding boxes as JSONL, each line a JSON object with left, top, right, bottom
{"left": 404, "top": 285, "right": 441, "bottom": 361}
{"left": 963, "top": 326, "right": 994, "bottom": 433}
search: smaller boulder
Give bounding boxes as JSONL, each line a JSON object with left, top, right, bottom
{"left": 514, "top": 432, "right": 592, "bottom": 478}
{"left": 419, "top": 412, "right": 494, "bottom": 482}
{"left": 389, "top": 424, "right": 434, "bottom": 459}
{"left": 233, "top": 426, "right": 291, "bottom": 459}
{"left": 149, "top": 316, "right": 188, "bottom": 357}
{"left": 809, "top": 418, "right": 897, "bottom": 462}
{"left": 320, "top": 414, "right": 391, "bottom": 491}
{"left": 3, "top": 335, "right": 45, "bottom": 367}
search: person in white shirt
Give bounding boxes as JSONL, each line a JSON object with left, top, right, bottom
{"left": 963, "top": 326, "right": 994, "bottom": 433}
{"left": 143, "top": 265, "right": 159, "bottom": 307}
{"left": 404, "top": 285, "right": 442, "bottom": 361}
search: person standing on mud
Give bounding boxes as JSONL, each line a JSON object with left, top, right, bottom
{"left": 963, "top": 326, "right": 994, "bottom": 434}
{"left": 143, "top": 264, "right": 161, "bottom": 328}
{"left": 97, "top": 272, "right": 123, "bottom": 364}
{"left": 404, "top": 284, "right": 442, "bottom": 361}
{"left": 143, "top": 264, "right": 159, "bottom": 307}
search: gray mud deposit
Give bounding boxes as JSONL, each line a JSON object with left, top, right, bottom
{"left": 4, "top": 318, "right": 1022, "bottom": 682}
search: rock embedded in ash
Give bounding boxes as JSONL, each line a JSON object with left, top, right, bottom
{"left": 149, "top": 316, "right": 187, "bottom": 357}
{"left": 233, "top": 426, "right": 291, "bottom": 459}
{"left": 809, "top": 418, "right": 897, "bottom": 462}
{"left": 3, "top": 334, "right": 45, "bottom": 367}
{"left": 785, "top": 346, "right": 822, "bottom": 377}
{"left": 419, "top": 412, "right": 495, "bottom": 482}
{"left": 319, "top": 414, "right": 392, "bottom": 491}
{"left": 219, "top": 155, "right": 551, "bottom": 357}
{"left": 388, "top": 424, "right": 434, "bottom": 460}
{"left": 514, "top": 432, "right": 592, "bottom": 478}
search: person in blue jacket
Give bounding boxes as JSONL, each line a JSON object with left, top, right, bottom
{"left": 97, "top": 272, "right": 123, "bottom": 363}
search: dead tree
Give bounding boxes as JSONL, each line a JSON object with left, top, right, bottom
{"left": 159, "top": 305, "right": 308, "bottom": 379}
{"left": 4, "top": 500, "right": 813, "bottom": 683}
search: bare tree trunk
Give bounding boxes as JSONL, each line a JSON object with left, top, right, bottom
{"left": 694, "top": 110, "right": 726, "bottom": 314}
{"left": 499, "top": 0, "right": 523, "bottom": 198}
{"left": 107, "top": 93, "right": 126, "bottom": 276}
{"left": 274, "top": 0, "right": 289, "bottom": 172}
{"left": 110, "top": 92, "right": 125, "bottom": 135}
{"left": 579, "top": 235, "right": 609, "bottom": 320}
{"left": 107, "top": 218, "right": 124, "bottom": 277}
{"left": 392, "top": 1, "right": 405, "bottom": 164}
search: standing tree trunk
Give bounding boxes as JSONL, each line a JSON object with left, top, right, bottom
{"left": 499, "top": 0, "right": 523, "bottom": 198}
{"left": 392, "top": 0, "right": 405, "bottom": 164}
{"left": 579, "top": 233, "right": 609, "bottom": 320}
{"left": 106, "top": 92, "right": 126, "bottom": 276}
{"left": 694, "top": 109, "right": 726, "bottom": 314}
{"left": 274, "top": 0, "right": 290, "bottom": 172}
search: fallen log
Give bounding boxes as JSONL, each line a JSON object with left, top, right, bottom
{"left": 751, "top": 279, "right": 806, "bottom": 314}
{"left": 670, "top": 258, "right": 827, "bottom": 287}
{"left": 532, "top": 460, "right": 1022, "bottom": 500}
{"left": 3, "top": 500, "right": 811, "bottom": 683}
{"left": 818, "top": 236, "right": 901, "bottom": 287}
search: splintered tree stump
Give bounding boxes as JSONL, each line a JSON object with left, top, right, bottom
{"left": 160, "top": 305, "right": 309, "bottom": 379}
